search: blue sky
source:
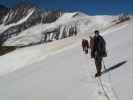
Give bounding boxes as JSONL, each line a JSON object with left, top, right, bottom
{"left": 0, "top": 0, "right": 133, "bottom": 15}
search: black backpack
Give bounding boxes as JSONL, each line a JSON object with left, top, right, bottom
{"left": 98, "top": 36, "right": 107, "bottom": 57}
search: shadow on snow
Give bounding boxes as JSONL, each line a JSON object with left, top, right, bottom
{"left": 102, "top": 60, "right": 127, "bottom": 74}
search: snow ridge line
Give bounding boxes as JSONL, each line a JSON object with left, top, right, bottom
{"left": 102, "top": 23, "right": 128, "bottom": 36}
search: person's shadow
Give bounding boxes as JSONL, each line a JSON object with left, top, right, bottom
{"left": 101, "top": 61, "right": 127, "bottom": 74}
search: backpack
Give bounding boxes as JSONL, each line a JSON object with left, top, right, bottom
{"left": 97, "top": 36, "right": 107, "bottom": 57}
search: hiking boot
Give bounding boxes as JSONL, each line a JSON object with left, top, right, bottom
{"left": 95, "top": 72, "right": 101, "bottom": 77}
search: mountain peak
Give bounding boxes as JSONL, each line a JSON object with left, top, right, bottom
{"left": 72, "top": 11, "right": 89, "bottom": 18}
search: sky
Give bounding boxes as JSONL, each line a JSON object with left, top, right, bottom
{"left": 0, "top": 0, "right": 133, "bottom": 15}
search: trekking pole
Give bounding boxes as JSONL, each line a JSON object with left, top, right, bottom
{"left": 102, "top": 60, "right": 107, "bottom": 70}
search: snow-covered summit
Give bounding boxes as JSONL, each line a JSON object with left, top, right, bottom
{"left": 3, "top": 11, "right": 119, "bottom": 46}
{"left": 0, "top": 4, "right": 63, "bottom": 45}
{"left": 0, "top": 3, "right": 131, "bottom": 47}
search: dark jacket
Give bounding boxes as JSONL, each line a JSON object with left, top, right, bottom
{"left": 92, "top": 35, "right": 107, "bottom": 58}
{"left": 82, "top": 39, "right": 89, "bottom": 49}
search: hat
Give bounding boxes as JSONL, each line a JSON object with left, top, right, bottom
{"left": 94, "top": 30, "right": 99, "bottom": 34}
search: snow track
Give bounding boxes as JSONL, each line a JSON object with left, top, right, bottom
{"left": 83, "top": 53, "right": 119, "bottom": 100}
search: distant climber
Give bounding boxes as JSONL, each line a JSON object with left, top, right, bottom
{"left": 82, "top": 39, "right": 89, "bottom": 54}
{"left": 90, "top": 30, "right": 107, "bottom": 77}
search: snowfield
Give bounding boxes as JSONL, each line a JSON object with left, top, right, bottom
{"left": 0, "top": 19, "right": 132, "bottom": 100}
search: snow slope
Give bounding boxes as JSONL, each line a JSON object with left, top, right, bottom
{"left": 3, "top": 12, "right": 118, "bottom": 46}
{"left": 0, "top": 20, "right": 132, "bottom": 100}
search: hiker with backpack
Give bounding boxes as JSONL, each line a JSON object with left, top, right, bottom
{"left": 91, "top": 30, "right": 107, "bottom": 77}
{"left": 82, "top": 39, "right": 89, "bottom": 54}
